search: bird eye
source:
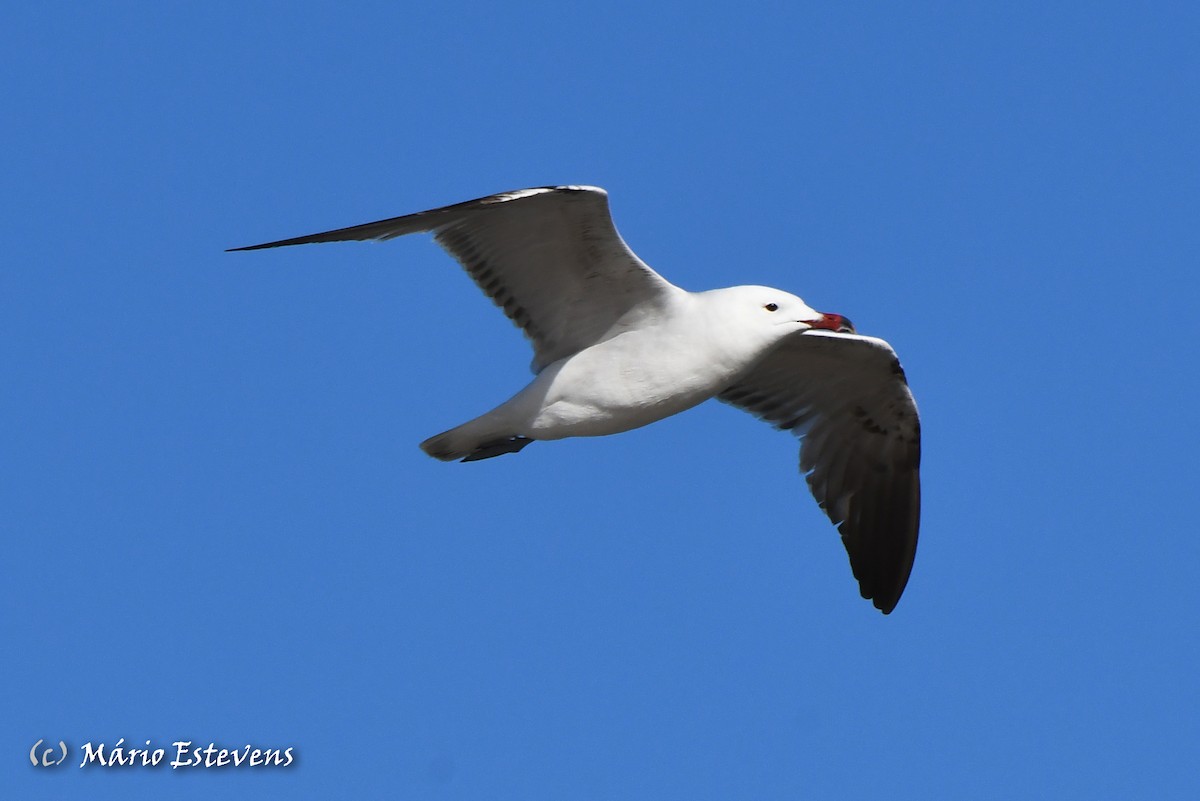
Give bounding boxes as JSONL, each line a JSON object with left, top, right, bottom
{"left": 764, "top": 303, "right": 779, "bottom": 312}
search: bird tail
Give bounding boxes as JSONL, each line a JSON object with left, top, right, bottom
{"left": 420, "top": 420, "right": 534, "bottom": 462}
{"left": 420, "top": 424, "right": 480, "bottom": 461}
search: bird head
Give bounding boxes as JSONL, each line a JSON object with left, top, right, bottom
{"left": 717, "top": 285, "right": 855, "bottom": 337}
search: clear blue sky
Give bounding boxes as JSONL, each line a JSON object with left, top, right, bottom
{"left": 5, "top": 2, "right": 1198, "bottom": 799}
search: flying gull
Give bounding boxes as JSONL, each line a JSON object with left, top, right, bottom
{"left": 230, "top": 186, "right": 921, "bottom": 613}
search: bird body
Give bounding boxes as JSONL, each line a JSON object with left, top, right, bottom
{"left": 230, "top": 186, "right": 921, "bottom": 613}
{"left": 420, "top": 285, "right": 823, "bottom": 457}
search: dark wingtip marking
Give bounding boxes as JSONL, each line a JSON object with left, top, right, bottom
{"left": 225, "top": 234, "right": 345, "bottom": 251}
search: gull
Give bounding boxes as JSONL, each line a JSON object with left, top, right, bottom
{"left": 230, "top": 186, "right": 921, "bottom": 613}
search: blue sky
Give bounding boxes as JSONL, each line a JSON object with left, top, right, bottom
{"left": 5, "top": 2, "right": 1198, "bottom": 798}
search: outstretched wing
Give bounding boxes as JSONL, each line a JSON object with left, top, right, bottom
{"left": 720, "top": 331, "right": 921, "bottom": 614}
{"left": 229, "top": 186, "right": 682, "bottom": 371}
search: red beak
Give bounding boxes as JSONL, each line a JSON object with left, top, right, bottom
{"left": 806, "top": 312, "right": 856, "bottom": 334}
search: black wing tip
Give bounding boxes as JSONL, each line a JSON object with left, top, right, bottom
{"left": 807, "top": 483, "right": 916, "bottom": 615}
{"left": 225, "top": 233, "right": 339, "bottom": 252}
{"left": 226, "top": 184, "right": 608, "bottom": 253}
{"left": 855, "top": 550, "right": 916, "bottom": 615}
{"left": 849, "top": 540, "right": 916, "bottom": 615}
{"left": 842, "top": 512, "right": 918, "bottom": 616}
{"left": 868, "top": 588, "right": 904, "bottom": 615}
{"left": 823, "top": 461, "right": 920, "bottom": 616}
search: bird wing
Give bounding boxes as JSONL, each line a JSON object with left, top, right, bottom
{"left": 229, "top": 185, "right": 683, "bottom": 371}
{"left": 718, "top": 330, "right": 921, "bottom": 614}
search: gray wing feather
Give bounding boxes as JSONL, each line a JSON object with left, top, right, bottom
{"left": 229, "top": 186, "right": 681, "bottom": 371}
{"left": 720, "top": 331, "right": 921, "bottom": 614}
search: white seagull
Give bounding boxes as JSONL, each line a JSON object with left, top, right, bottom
{"left": 230, "top": 186, "right": 921, "bottom": 613}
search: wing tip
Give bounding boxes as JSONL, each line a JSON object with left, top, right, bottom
{"left": 848, "top": 537, "right": 918, "bottom": 615}
{"left": 224, "top": 235, "right": 326, "bottom": 252}
{"left": 869, "top": 589, "right": 903, "bottom": 615}
{"left": 227, "top": 185, "right": 611, "bottom": 252}
{"left": 842, "top": 502, "right": 919, "bottom": 616}
{"left": 854, "top": 545, "right": 917, "bottom": 615}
